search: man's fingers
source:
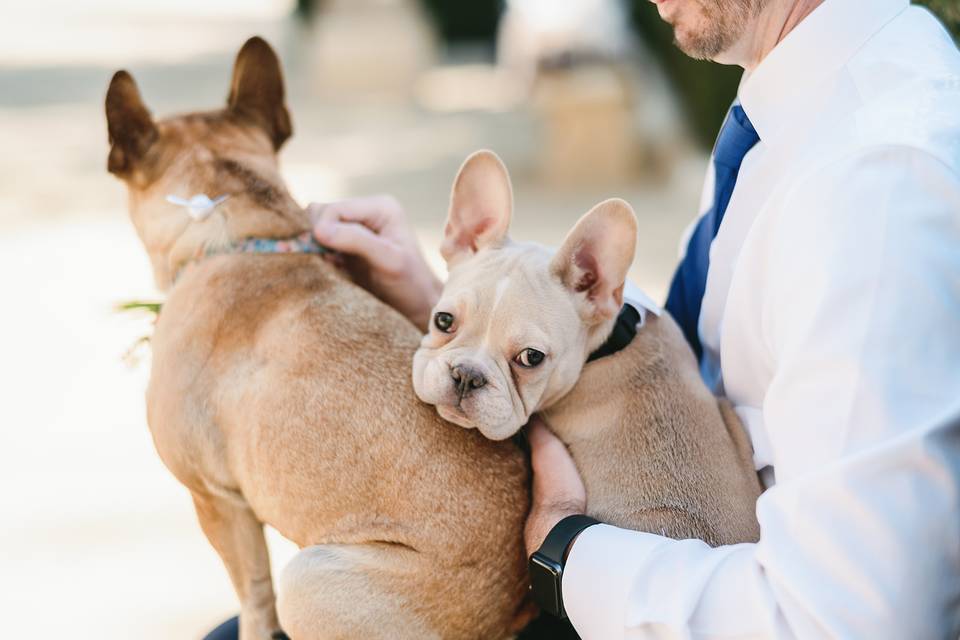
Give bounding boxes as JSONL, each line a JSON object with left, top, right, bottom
{"left": 527, "top": 417, "right": 558, "bottom": 455}
{"left": 307, "top": 195, "right": 401, "bottom": 234}
{"left": 313, "top": 220, "right": 404, "bottom": 274}
{"left": 524, "top": 419, "right": 587, "bottom": 555}
{"left": 529, "top": 419, "right": 574, "bottom": 476}
{"left": 528, "top": 418, "right": 586, "bottom": 507}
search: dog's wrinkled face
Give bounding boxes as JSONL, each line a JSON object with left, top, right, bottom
{"left": 413, "top": 151, "right": 638, "bottom": 440}
{"left": 105, "top": 36, "right": 303, "bottom": 290}
{"left": 414, "top": 243, "right": 588, "bottom": 440}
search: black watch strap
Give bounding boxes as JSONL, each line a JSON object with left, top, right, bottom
{"left": 528, "top": 514, "right": 600, "bottom": 618}
{"left": 539, "top": 514, "right": 600, "bottom": 563}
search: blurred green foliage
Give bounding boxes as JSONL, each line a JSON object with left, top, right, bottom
{"left": 420, "top": 0, "right": 503, "bottom": 42}
{"left": 917, "top": 0, "right": 960, "bottom": 38}
{"left": 295, "top": 0, "right": 317, "bottom": 19}
{"left": 628, "top": 0, "right": 740, "bottom": 149}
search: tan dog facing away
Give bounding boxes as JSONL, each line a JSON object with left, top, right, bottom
{"left": 106, "top": 38, "right": 533, "bottom": 639}
{"left": 413, "top": 151, "right": 762, "bottom": 543}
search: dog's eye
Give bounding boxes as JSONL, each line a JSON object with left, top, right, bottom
{"left": 514, "top": 348, "right": 545, "bottom": 368}
{"left": 433, "top": 311, "right": 455, "bottom": 333}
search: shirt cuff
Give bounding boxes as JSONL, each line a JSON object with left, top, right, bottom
{"left": 562, "top": 523, "right": 667, "bottom": 639}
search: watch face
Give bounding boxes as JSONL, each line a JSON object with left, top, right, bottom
{"left": 528, "top": 553, "right": 564, "bottom": 617}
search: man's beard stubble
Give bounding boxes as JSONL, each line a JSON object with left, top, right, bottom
{"left": 673, "top": 0, "right": 764, "bottom": 60}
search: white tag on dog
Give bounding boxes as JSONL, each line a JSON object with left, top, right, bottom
{"left": 166, "top": 193, "right": 230, "bottom": 221}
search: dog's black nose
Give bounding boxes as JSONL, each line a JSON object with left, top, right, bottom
{"left": 451, "top": 365, "right": 487, "bottom": 398}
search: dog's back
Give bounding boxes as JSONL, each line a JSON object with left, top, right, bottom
{"left": 153, "top": 249, "right": 531, "bottom": 639}
{"left": 545, "top": 311, "right": 762, "bottom": 546}
{"left": 109, "top": 38, "right": 530, "bottom": 639}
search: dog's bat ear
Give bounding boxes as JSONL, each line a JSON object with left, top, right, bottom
{"left": 441, "top": 150, "right": 513, "bottom": 266}
{"left": 105, "top": 70, "right": 158, "bottom": 176}
{"left": 551, "top": 198, "right": 638, "bottom": 323}
{"left": 227, "top": 36, "right": 292, "bottom": 150}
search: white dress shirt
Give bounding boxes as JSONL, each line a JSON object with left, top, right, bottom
{"left": 563, "top": 1, "right": 960, "bottom": 637}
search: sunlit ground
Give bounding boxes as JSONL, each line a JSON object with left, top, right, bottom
{"left": 0, "top": 2, "right": 707, "bottom": 636}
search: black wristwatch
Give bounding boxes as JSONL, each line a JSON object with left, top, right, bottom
{"left": 528, "top": 514, "right": 600, "bottom": 618}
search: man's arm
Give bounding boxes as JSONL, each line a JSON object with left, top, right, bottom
{"left": 546, "top": 148, "right": 960, "bottom": 639}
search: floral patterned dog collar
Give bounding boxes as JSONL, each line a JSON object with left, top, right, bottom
{"left": 176, "top": 231, "right": 333, "bottom": 282}
{"left": 206, "top": 231, "right": 332, "bottom": 258}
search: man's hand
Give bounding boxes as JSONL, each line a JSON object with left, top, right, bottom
{"left": 308, "top": 195, "right": 442, "bottom": 330}
{"left": 524, "top": 416, "right": 588, "bottom": 557}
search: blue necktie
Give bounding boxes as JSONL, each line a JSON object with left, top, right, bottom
{"left": 665, "top": 105, "right": 760, "bottom": 360}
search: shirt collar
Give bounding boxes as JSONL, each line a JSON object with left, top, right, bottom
{"left": 739, "top": 0, "right": 909, "bottom": 142}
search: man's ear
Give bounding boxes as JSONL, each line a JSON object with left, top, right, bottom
{"left": 550, "top": 198, "right": 638, "bottom": 323}
{"left": 440, "top": 150, "right": 513, "bottom": 266}
{"left": 105, "top": 70, "right": 158, "bottom": 175}
{"left": 227, "top": 36, "right": 292, "bottom": 150}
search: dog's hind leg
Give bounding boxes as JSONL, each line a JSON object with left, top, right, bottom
{"left": 192, "top": 490, "right": 286, "bottom": 640}
{"left": 276, "top": 543, "right": 445, "bottom": 640}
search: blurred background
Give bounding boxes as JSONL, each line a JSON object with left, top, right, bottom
{"left": 0, "top": 0, "right": 955, "bottom": 637}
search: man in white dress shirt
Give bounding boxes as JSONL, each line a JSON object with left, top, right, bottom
{"left": 305, "top": 0, "right": 960, "bottom": 637}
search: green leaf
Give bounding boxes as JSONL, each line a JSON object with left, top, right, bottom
{"left": 115, "top": 300, "right": 163, "bottom": 316}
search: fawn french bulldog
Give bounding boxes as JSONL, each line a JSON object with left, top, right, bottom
{"left": 414, "top": 150, "right": 762, "bottom": 542}
{"left": 106, "top": 38, "right": 533, "bottom": 639}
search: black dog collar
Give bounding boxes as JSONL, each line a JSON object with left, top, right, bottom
{"left": 586, "top": 304, "right": 641, "bottom": 363}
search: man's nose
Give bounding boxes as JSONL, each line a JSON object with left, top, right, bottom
{"left": 450, "top": 364, "right": 487, "bottom": 399}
